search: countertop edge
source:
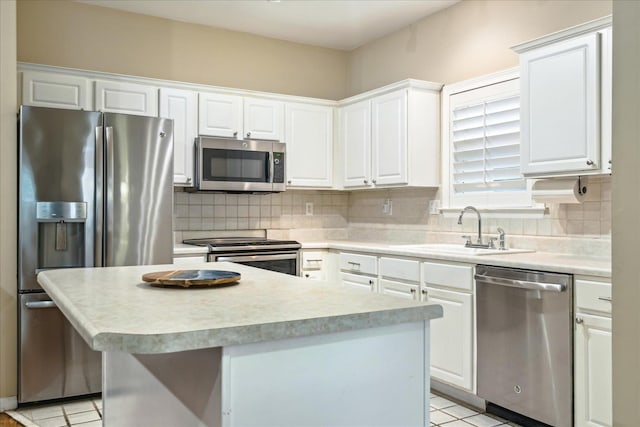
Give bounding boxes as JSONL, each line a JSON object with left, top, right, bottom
{"left": 91, "top": 305, "right": 443, "bottom": 354}
{"left": 300, "top": 241, "right": 611, "bottom": 278}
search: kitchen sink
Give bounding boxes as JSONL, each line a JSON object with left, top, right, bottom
{"left": 391, "top": 243, "right": 535, "bottom": 256}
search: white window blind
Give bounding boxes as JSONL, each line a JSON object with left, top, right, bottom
{"left": 446, "top": 77, "right": 532, "bottom": 208}
{"left": 452, "top": 94, "right": 524, "bottom": 194}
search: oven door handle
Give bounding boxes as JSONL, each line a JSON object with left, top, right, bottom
{"left": 215, "top": 254, "right": 298, "bottom": 263}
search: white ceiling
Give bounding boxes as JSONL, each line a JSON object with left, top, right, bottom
{"left": 76, "top": 0, "right": 460, "bottom": 50}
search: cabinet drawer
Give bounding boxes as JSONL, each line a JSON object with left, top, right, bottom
{"left": 380, "top": 257, "right": 420, "bottom": 282}
{"left": 575, "top": 278, "right": 612, "bottom": 315}
{"left": 302, "top": 250, "right": 325, "bottom": 270}
{"left": 423, "top": 261, "right": 473, "bottom": 291}
{"left": 339, "top": 252, "right": 377, "bottom": 275}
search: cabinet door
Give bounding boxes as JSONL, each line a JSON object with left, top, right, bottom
{"left": 424, "top": 286, "right": 473, "bottom": 391}
{"left": 340, "top": 273, "right": 376, "bottom": 292}
{"left": 159, "top": 88, "right": 197, "bottom": 186}
{"left": 243, "top": 97, "right": 283, "bottom": 141}
{"left": 22, "top": 71, "right": 91, "bottom": 110}
{"left": 380, "top": 279, "right": 418, "bottom": 300}
{"left": 198, "top": 92, "right": 242, "bottom": 138}
{"left": 94, "top": 80, "right": 158, "bottom": 117}
{"left": 520, "top": 33, "right": 600, "bottom": 176}
{"left": 372, "top": 89, "right": 408, "bottom": 186}
{"left": 341, "top": 101, "right": 372, "bottom": 188}
{"left": 285, "top": 103, "right": 333, "bottom": 187}
{"left": 600, "top": 27, "right": 612, "bottom": 173}
{"left": 575, "top": 313, "right": 612, "bottom": 427}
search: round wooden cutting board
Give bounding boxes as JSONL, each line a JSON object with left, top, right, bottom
{"left": 142, "top": 270, "right": 241, "bottom": 288}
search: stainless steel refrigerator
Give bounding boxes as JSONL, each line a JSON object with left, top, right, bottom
{"left": 18, "top": 106, "right": 174, "bottom": 403}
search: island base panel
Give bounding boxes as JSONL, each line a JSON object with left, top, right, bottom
{"left": 102, "top": 321, "right": 431, "bottom": 427}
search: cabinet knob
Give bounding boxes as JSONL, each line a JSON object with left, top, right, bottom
{"left": 287, "top": 180, "right": 292, "bottom": 184}
{"left": 586, "top": 159, "right": 595, "bottom": 166}
{"left": 186, "top": 177, "right": 191, "bottom": 183}
{"left": 159, "top": 131, "right": 166, "bottom": 138}
{"left": 305, "top": 274, "right": 309, "bottom": 278}
{"left": 575, "top": 316, "right": 584, "bottom": 324}
{"left": 233, "top": 131, "right": 238, "bottom": 137}
{"left": 410, "top": 289, "right": 416, "bottom": 294}
{"left": 421, "top": 289, "right": 427, "bottom": 295}
{"left": 246, "top": 132, "right": 251, "bottom": 138}
{"left": 369, "top": 280, "right": 373, "bottom": 285}
{"left": 372, "top": 179, "right": 377, "bottom": 184}
{"left": 364, "top": 179, "right": 368, "bottom": 184}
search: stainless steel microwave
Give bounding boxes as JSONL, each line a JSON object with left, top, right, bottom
{"left": 195, "top": 136, "right": 286, "bottom": 192}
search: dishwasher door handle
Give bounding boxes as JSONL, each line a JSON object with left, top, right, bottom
{"left": 474, "top": 274, "right": 566, "bottom": 292}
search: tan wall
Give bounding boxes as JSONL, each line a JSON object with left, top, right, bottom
{"left": 612, "top": 1, "right": 640, "bottom": 425}
{"left": 17, "top": 0, "right": 349, "bottom": 100}
{"left": 0, "top": 0, "right": 17, "bottom": 404}
{"left": 347, "top": 0, "right": 612, "bottom": 95}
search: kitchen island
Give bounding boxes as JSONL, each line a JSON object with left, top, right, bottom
{"left": 38, "top": 262, "right": 443, "bottom": 427}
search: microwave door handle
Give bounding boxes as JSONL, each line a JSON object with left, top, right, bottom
{"left": 267, "top": 151, "right": 272, "bottom": 184}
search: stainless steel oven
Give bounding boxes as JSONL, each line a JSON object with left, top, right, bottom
{"left": 183, "top": 237, "right": 300, "bottom": 276}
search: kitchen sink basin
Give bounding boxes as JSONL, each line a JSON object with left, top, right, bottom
{"left": 391, "top": 243, "right": 535, "bottom": 256}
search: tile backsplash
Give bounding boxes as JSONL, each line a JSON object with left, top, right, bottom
{"left": 174, "top": 176, "right": 611, "bottom": 256}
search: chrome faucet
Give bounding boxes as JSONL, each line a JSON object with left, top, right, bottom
{"left": 457, "top": 206, "right": 483, "bottom": 247}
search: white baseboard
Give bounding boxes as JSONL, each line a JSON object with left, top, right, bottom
{"left": 0, "top": 395, "right": 17, "bottom": 411}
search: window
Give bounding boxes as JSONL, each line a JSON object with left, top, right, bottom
{"left": 442, "top": 70, "right": 534, "bottom": 209}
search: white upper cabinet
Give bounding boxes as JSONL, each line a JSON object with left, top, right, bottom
{"left": 198, "top": 92, "right": 243, "bottom": 138}
{"left": 340, "top": 81, "right": 441, "bottom": 189}
{"left": 94, "top": 80, "right": 158, "bottom": 117}
{"left": 244, "top": 97, "right": 284, "bottom": 141}
{"left": 159, "top": 88, "right": 197, "bottom": 186}
{"left": 515, "top": 17, "right": 612, "bottom": 177}
{"left": 285, "top": 102, "right": 333, "bottom": 188}
{"left": 372, "top": 90, "right": 408, "bottom": 186}
{"left": 198, "top": 93, "right": 283, "bottom": 141}
{"left": 341, "top": 100, "right": 372, "bottom": 188}
{"left": 21, "top": 71, "right": 91, "bottom": 110}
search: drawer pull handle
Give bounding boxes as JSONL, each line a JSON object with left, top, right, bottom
{"left": 348, "top": 262, "right": 360, "bottom": 268}
{"left": 598, "top": 296, "right": 612, "bottom": 302}
{"left": 306, "top": 259, "right": 322, "bottom": 262}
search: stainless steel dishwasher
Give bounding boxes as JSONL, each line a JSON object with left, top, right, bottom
{"left": 475, "top": 265, "right": 573, "bottom": 427}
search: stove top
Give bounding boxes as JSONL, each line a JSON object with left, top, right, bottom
{"left": 183, "top": 237, "right": 301, "bottom": 252}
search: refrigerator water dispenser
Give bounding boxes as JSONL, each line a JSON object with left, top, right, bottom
{"left": 36, "top": 201, "right": 87, "bottom": 270}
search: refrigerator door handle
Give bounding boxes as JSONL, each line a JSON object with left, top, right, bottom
{"left": 95, "top": 125, "right": 104, "bottom": 267}
{"left": 105, "top": 126, "right": 115, "bottom": 266}
{"left": 25, "top": 300, "right": 57, "bottom": 309}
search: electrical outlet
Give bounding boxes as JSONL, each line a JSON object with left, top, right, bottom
{"left": 383, "top": 199, "right": 393, "bottom": 215}
{"left": 305, "top": 202, "right": 314, "bottom": 216}
{"left": 428, "top": 199, "right": 440, "bottom": 215}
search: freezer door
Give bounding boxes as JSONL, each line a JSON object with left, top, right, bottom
{"left": 19, "top": 293, "right": 101, "bottom": 403}
{"left": 103, "top": 113, "right": 173, "bottom": 266}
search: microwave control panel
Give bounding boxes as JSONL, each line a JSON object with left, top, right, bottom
{"left": 273, "top": 152, "right": 285, "bottom": 183}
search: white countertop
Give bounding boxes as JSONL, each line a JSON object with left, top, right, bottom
{"left": 300, "top": 241, "right": 612, "bottom": 278}
{"left": 37, "top": 262, "right": 443, "bottom": 354}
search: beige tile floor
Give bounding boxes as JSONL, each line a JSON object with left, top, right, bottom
{"left": 6, "top": 392, "right": 521, "bottom": 427}
{"left": 6, "top": 397, "right": 101, "bottom": 427}
{"left": 429, "top": 392, "right": 522, "bottom": 427}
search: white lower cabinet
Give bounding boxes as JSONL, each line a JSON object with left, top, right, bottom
{"left": 172, "top": 254, "right": 207, "bottom": 265}
{"left": 422, "top": 261, "right": 474, "bottom": 392}
{"left": 300, "top": 249, "right": 338, "bottom": 281}
{"left": 380, "top": 279, "right": 418, "bottom": 300}
{"left": 574, "top": 277, "right": 612, "bottom": 427}
{"left": 341, "top": 272, "right": 377, "bottom": 292}
{"left": 423, "top": 286, "right": 473, "bottom": 391}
